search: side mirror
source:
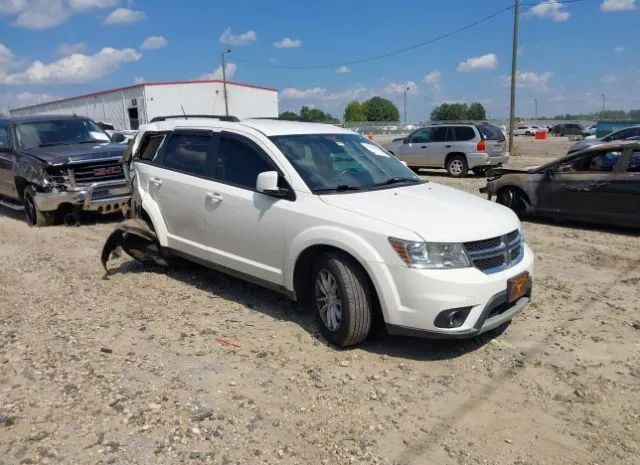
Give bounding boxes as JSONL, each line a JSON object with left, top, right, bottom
{"left": 257, "top": 171, "right": 287, "bottom": 197}
{"left": 403, "top": 137, "right": 409, "bottom": 144}
{"left": 111, "top": 132, "right": 126, "bottom": 143}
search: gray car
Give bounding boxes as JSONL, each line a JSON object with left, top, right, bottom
{"left": 384, "top": 123, "right": 508, "bottom": 177}
{"left": 568, "top": 125, "right": 640, "bottom": 153}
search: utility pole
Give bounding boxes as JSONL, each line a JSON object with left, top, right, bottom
{"left": 534, "top": 98, "right": 538, "bottom": 119}
{"left": 601, "top": 94, "right": 605, "bottom": 114}
{"left": 404, "top": 86, "right": 410, "bottom": 124}
{"left": 221, "top": 49, "right": 231, "bottom": 116}
{"left": 508, "top": 0, "right": 520, "bottom": 155}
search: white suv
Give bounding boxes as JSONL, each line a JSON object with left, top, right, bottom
{"left": 116, "top": 116, "right": 534, "bottom": 347}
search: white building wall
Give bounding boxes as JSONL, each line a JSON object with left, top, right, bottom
{"left": 144, "top": 82, "right": 278, "bottom": 120}
{"left": 10, "top": 81, "right": 276, "bottom": 128}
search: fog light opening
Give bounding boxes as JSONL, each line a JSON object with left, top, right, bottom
{"left": 434, "top": 306, "right": 472, "bottom": 329}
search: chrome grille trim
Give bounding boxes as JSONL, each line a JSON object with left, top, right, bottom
{"left": 464, "top": 229, "right": 523, "bottom": 274}
{"left": 69, "top": 159, "right": 125, "bottom": 186}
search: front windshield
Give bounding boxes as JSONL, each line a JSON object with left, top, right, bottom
{"left": 270, "top": 133, "right": 422, "bottom": 192}
{"left": 15, "top": 119, "right": 111, "bottom": 149}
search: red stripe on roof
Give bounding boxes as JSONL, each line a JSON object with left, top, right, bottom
{"left": 10, "top": 79, "right": 278, "bottom": 111}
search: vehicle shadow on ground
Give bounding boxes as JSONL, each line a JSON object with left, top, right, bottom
{"left": 0, "top": 206, "right": 24, "bottom": 222}
{"left": 0, "top": 205, "right": 123, "bottom": 226}
{"left": 415, "top": 169, "right": 485, "bottom": 179}
{"left": 105, "top": 257, "right": 503, "bottom": 362}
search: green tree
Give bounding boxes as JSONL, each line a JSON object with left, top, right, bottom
{"left": 362, "top": 97, "right": 400, "bottom": 122}
{"left": 467, "top": 102, "right": 487, "bottom": 120}
{"left": 279, "top": 111, "right": 299, "bottom": 121}
{"left": 430, "top": 103, "right": 468, "bottom": 121}
{"left": 299, "top": 105, "right": 338, "bottom": 123}
{"left": 344, "top": 101, "right": 365, "bottom": 122}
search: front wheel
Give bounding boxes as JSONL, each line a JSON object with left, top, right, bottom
{"left": 23, "top": 186, "right": 55, "bottom": 227}
{"left": 497, "top": 187, "right": 529, "bottom": 218}
{"left": 311, "top": 252, "right": 372, "bottom": 347}
{"left": 446, "top": 155, "right": 468, "bottom": 177}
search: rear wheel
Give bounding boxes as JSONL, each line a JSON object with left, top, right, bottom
{"left": 23, "top": 186, "right": 55, "bottom": 227}
{"left": 311, "top": 252, "right": 372, "bottom": 347}
{"left": 497, "top": 187, "right": 529, "bottom": 218}
{"left": 446, "top": 155, "right": 468, "bottom": 177}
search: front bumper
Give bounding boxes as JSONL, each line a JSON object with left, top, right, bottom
{"left": 467, "top": 152, "right": 510, "bottom": 169}
{"left": 371, "top": 242, "right": 534, "bottom": 338}
{"left": 34, "top": 180, "right": 130, "bottom": 214}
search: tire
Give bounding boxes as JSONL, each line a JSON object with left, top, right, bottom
{"left": 496, "top": 187, "right": 529, "bottom": 218}
{"left": 525, "top": 131, "right": 532, "bottom": 136}
{"left": 446, "top": 155, "right": 468, "bottom": 177}
{"left": 311, "top": 252, "right": 372, "bottom": 347}
{"left": 23, "top": 186, "right": 55, "bottom": 227}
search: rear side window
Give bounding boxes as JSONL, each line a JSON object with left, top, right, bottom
{"left": 410, "top": 128, "right": 431, "bottom": 143}
{"left": 477, "top": 124, "right": 504, "bottom": 141}
{"left": 628, "top": 151, "right": 640, "bottom": 173}
{"left": 215, "top": 135, "right": 273, "bottom": 189}
{"left": 453, "top": 126, "right": 475, "bottom": 141}
{"left": 138, "top": 134, "right": 165, "bottom": 161}
{"left": 163, "top": 133, "right": 211, "bottom": 176}
{"left": 430, "top": 127, "right": 448, "bottom": 142}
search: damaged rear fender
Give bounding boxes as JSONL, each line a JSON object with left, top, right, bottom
{"left": 101, "top": 218, "right": 169, "bottom": 272}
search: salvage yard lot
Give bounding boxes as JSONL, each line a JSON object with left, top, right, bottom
{"left": 1, "top": 138, "right": 638, "bottom": 465}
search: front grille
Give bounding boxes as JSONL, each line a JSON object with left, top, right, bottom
{"left": 463, "top": 229, "right": 523, "bottom": 273}
{"left": 69, "top": 159, "right": 125, "bottom": 185}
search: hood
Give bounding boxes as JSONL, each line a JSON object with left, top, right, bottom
{"left": 22, "top": 142, "right": 126, "bottom": 165}
{"left": 487, "top": 166, "right": 531, "bottom": 177}
{"left": 320, "top": 182, "right": 520, "bottom": 243}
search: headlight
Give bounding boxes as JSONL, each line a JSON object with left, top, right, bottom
{"left": 389, "top": 238, "right": 471, "bottom": 269}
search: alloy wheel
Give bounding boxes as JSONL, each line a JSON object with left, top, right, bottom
{"left": 449, "top": 160, "right": 464, "bottom": 175}
{"left": 315, "top": 269, "right": 342, "bottom": 331}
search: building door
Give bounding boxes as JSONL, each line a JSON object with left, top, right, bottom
{"left": 128, "top": 107, "right": 139, "bottom": 130}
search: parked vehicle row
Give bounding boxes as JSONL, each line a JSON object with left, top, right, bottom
{"left": 384, "top": 122, "right": 508, "bottom": 177}
{"left": 567, "top": 125, "right": 640, "bottom": 153}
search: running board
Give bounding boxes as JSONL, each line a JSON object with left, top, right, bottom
{"left": 0, "top": 198, "right": 25, "bottom": 211}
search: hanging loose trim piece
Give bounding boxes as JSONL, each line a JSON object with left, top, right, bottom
{"left": 101, "top": 218, "right": 168, "bottom": 272}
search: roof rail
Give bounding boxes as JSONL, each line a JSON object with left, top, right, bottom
{"left": 149, "top": 114, "right": 240, "bottom": 123}
{"left": 431, "top": 120, "right": 489, "bottom": 125}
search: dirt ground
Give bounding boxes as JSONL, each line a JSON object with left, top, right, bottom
{"left": 1, "top": 137, "right": 639, "bottom": 465}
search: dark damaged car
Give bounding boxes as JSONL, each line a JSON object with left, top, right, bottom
{"left": 0, "top": 115, "right": 130, "bottom": 226}
{"left": 480, "top": 140, "right": 640, "bottom": 228}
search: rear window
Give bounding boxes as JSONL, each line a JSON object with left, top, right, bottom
{"left": 477, "top": 124, "right": 504, "bottom": 141}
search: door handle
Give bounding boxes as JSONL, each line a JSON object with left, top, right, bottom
{"left": 205, "top": 192, "right": 223, "bottom": 202}
{"left": 420, "top": 145, "right": 427, "bottom": 149}
{"left": 149, "top": 177, "right": 162, "bottom": 186}
{"left": 445, "top": 144, "right": 451, "bottom": 148}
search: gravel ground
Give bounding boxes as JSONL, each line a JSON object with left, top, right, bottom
{"left": 1, "top": 137, "right": 639, "bottom": 465}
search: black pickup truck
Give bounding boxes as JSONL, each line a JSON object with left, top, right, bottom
{"left": 0, "top": 115, "right": 130, "bottom": 226}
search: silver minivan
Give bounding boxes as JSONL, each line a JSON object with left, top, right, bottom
{"left": 384, "top": 123, "right": 508, "bottom": 177}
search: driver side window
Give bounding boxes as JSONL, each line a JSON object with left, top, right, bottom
{"left": 557, "top": 150, "right": 622, "bottom": 173}
{"left": 410, "top": 128, "right": 431, "bottom": 143}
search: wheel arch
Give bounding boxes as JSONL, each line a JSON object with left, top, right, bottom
{"left": 445, "top": 151, "right": 467, "bottom": 165}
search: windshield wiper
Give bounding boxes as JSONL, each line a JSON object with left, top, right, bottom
{"left": 38, "top": 142, "right": 72, "bottom": 147}
{"left": 76, "top": 139, "right": 106, "bottom": 144}
{"left": 313, "top": 185, "right": 364, "bottom": 193}
{"left": 373, "top": 177, "right": 422, "bottom": 187}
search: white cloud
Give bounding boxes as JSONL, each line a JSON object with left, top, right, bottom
{"left": 501, "top": 70, "right": 554, "bottom": 89}
{"left": 12, "top": 0, "right": 68, "bottom": 30}
{"left": 424, "top": 70, "right": 441, "bottom": 84}
{"left": 134, "top": 76, "right": 144, "bottom": 84}
{"left": 198, "top": 62, "right": 237, "bottom": 80}
{"left": 1, "top": 47, "right": 140, "bottom": 84}
{"left": 527, "top": 0, "right": 571, "bottom": 21}
{"left": 335, "top": 65, "right": 351, "bottom": 74}
{"left": 600, "top": 73, "right": 617, "bottom": 84}
{"left": 0, "top": 42, "right": 15, "bottom": 66}
{"left": 140, "top": 35, "right": 168, "bottom": 50}
{"left": 56, "top": 42, "right": 87, "bottom": 55}
{"left": 0, "top": 90, "right": 62, "bottom": 113}
{"left": 219, "top": 27, "right": 256, "bottom": 46}
{"left": 280, "top": 87, "right": 326, "bottom": 99}
{"left": 601, "top": 0, "right": 636, "bottom": 12}
{"left": 0, "top": 0, "right": 27, "bottom": 14}
{"left": 69, "top": 0, "right": 118, "bottom": 11}
{"left": 613, "top": 46, "right": 624, "bottom": 54}
{"left": 384, "top": 81, "right": 418, "bottom": 95}
{"left": 273, "top": 37, "right": 301, "bottom": 49}
{"left": 104, "top": 7, "right": 145, "bottom": 25}
{"left": 457, "top": 53, "right": 498, "bottom": 72}
{"left": 280, "top": 85, "right": 367, "bottom": 102}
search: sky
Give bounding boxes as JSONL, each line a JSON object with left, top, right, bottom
{"left": 0, "top": 0, "right": 639, "bottom": 121}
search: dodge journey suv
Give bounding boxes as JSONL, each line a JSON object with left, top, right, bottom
{"left": 384, "top": 123, "right": 508, "bottom": 177}
{"left": 106, "top": 116, "right": 533, "bottom": 347}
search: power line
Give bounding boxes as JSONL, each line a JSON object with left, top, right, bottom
{"left": 236, "top": 0, "right": 589, "bottom": 71}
